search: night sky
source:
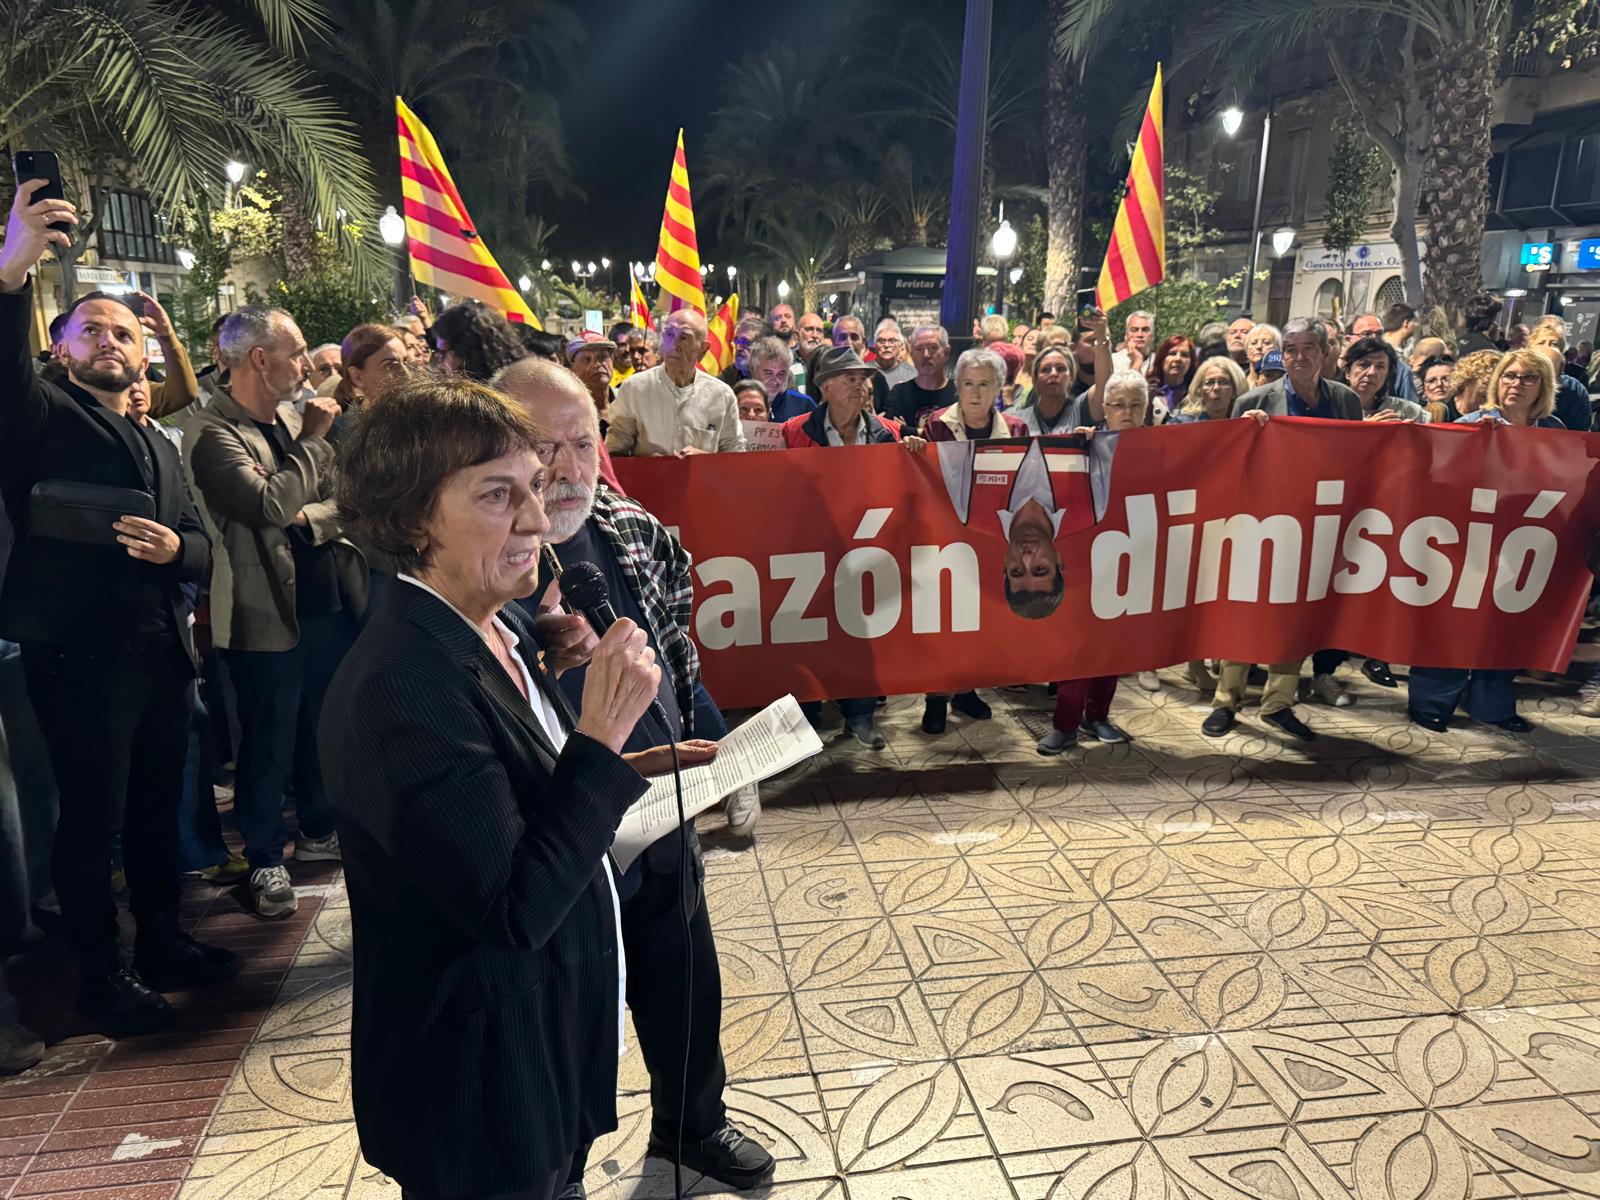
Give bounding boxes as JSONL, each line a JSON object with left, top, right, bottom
{"left": 540, "top": 1, "right": 820, "bottom": 268}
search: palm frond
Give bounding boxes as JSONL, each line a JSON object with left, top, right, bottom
{"left": 241, "top": 0, "right": 331, "bottom": 55}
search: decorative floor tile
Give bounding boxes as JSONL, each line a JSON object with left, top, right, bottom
{"left": 7, "top": 676, "right": 1600, "bottom": 1197}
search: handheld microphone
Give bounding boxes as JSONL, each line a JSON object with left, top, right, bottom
{"left": 558, "top": 560, "right": 671, "bottom": 733}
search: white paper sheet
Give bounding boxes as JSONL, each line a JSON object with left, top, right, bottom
{"left": 611, "top": 694, "right": 822, "bottom": 869}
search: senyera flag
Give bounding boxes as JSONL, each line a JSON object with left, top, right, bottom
{"left": 1095, "top": 64, "right": 1165, "bottom": 311}
{"left": 654, "top": 129, "right": 707, "bottom": 316}
{"left": 701, "top": 294, "right": 739, "bottom": 374}
{"left": 396, "top": 96, "right": 540, "bottom": 327}
{"left": 630, "top": 270, "right": 655, "bottom": 331}
{"left": 612, "top": 420, "right": 1600, "bottom": 709}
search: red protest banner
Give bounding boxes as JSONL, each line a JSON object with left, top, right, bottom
{"left": 612, "top": 419, "right": 1600, "bottom": 710}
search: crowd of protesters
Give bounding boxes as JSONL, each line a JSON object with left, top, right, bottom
{"left": 0, "top": 173, "right": 1597, "bottom": 1161}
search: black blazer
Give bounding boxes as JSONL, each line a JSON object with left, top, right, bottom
{"left": 321, "top": 581, "right": 648, "bottom": 1197}
{"left": 0, "top": 286, "right": 208, "bottom": 654}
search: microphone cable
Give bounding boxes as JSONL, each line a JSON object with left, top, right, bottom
{"left": 543, "top": 548, "right": 694, "bottom": 1200}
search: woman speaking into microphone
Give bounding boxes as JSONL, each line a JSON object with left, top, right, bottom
{"left": 321, "top": 375, "right": 714, "bottom": 1200}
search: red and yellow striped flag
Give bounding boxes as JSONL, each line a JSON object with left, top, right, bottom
{"left": 396, "top": 96, "right": 540, "bottom": 327}
{"left": 1094, "top": 65, "right": 1165, "bottom": 311}
{"left": 655, "top": 129, "right": 706, "bottom": 316}
{"left": 700, "top": 294, "right": 739, "bottom": 374}
{"left": 630, "top": 270, "right": 654, "bottom": 331}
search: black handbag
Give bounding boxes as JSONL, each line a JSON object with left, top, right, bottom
{"left": 29, "top": 480, "right": 156, "bottom": 546}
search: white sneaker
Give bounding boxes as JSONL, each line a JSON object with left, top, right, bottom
{"left": 1136, "top": 671, "right": 1161, "bottom": 692}
{"left": 1578, "top": 682, "right": 1600, "bottom": 718}
{"left": 725, "top": 784, "right": 760, "bottom": 835}
{"left": 250, "top": 866, "right": 298, "bottom": 918}
{"left": 1310, "top": 673, "right": 1354, "bottom": 707}
{"left": 295, "top": 830, "right": 342, "bottom": 862}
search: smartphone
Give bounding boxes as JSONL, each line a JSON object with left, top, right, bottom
{"left": 12, "top": 151, "right": 72, "bottom": 235}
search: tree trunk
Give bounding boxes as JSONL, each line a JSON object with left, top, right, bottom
{"left": 1045, "top": 0, "right": 1086, "bottom": 316}
{"left": 278, "top": 179, "right": 319, "bottom": 282}
{"left": 1420, "top": 41, "right": 1500, "bottom": 335}
{"left": 1389, "top": 150, "right": 1426, "bottom": 311}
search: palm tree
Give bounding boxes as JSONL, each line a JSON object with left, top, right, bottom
{"left": 749, "top": 202, "right": 841, "bottom": 316}
{"left": 1046, "top": 0, "right": 1089, "bottom": 315}
{"left": 1, "top": 0, "right": 381, "bottom": 289}
{"left": 882, "top": 145, "right": 949, "bottom": 247}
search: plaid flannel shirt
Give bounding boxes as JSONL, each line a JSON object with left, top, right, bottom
{"left": 588, "top": 484, "right": 700, "bottom": 735}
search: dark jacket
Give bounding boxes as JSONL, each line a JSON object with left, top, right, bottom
{"left": 321, "top": 582, "right": 648, "bottom": 1197}
{"left": 0, "top": 285, "right": 209, "bottom": 655}
{"left": 781, "top": 404, "right": 902, "bottom": 448}
{"left": 1233, "top": 375, "right": 1364, "bottom": 420}
{"left": 1554, "top": 373, "right": 1592, "bottom": 432}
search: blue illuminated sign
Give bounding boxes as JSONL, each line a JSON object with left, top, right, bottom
{"left": 1577, "top": 239, "right": 1600, "bottom": 270}
{"left": 1520, "top": 242, "right": 1555, "bottom": 267}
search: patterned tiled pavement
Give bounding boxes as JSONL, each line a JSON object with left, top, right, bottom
{"left": 8, "top": 664, "right": 1600, "bottom": 1198}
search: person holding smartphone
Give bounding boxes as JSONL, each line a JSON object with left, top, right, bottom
{"left": 0, "top": 177, "right": 232, "bottom": 1039}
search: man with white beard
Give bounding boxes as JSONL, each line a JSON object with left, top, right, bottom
{"left": 490, "top": 359, "right": 774, "bottom": 1198}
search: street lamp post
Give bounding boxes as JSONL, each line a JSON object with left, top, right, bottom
{"left": 1223, "top": 98, "right": 1275, "bottom": 316}
{"left": 991, "top": 217, "right": 1018, "bottom": 316}
{"left": 378, "top": 204, "right": 409, "bottom": 313}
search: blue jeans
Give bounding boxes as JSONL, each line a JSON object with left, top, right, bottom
{"left": 691, "top": 680, "right": 729, "bottom": 740}
{"left": 1408, "top": 667, "right": 1518, "bottom": 723}
{"left": 800, "top": 698, "right": 876, "bottom": 724}
{"left": 223, "top": 612, "right": 356, "bottom": 868}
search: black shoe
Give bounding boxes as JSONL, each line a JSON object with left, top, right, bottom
{"left": 1362, "top": 659, "right": 1399, "bottom": 688}
{"left": 951, "top": 691, "right": 993, "bottom": 720}
{"left": 1487, "top": 714, "right": 1533, "bottom": 733}
{"left": 921, "top": 696, "right": 948, "bottom": 734}
{"left": 1263, "top": 709, "right": 1317, "bottom": 741}
{"left": 650, "top": 1122, "right": 775, "bottom": 1190}
{"left": 1409, "top": 708, "right": 1450, "bottom": 732}
{"left": 78, "top": 968, "right": 177, "bottom": 1037}
{"left": 133, "top": 932, "right": 240, "bottom": 991}
{"left": 1247, "top": 666, "right": 1268, "bottom": 686}
{"left": 1202, "top": 707, "right": 1237, "bottom": 737}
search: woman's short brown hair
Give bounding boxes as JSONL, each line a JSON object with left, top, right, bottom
{"left": 1487, "top": 347, "right": 1556, "bottom": 422}
{"left": 335, "top": 373, "right": 540, "bottom": 574}
{"left": 333, "top": 323, "right": 404, "bottom": 410}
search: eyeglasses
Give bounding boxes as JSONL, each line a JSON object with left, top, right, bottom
{"left": 1198, "top": 379, "right": 1234, "bottom": 392}
{"left": 1104, "top": 401, "right": 1146, "bottom": 412}
{"left": 1500, "top": 372, "right": 1542, "bottom": 386}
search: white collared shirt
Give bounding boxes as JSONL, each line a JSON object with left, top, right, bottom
{"left": 606, "top": 363, "right": 745, "bottom": 456}
{"left": 997, "top": 439, "right": 1066, "bottom": 539}
{"left": 397, "top": 574, "right": 628, "bottom": 1054}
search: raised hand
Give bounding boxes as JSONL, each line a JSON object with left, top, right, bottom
{"left": 0, "top": 180, "right": 77, "bottom": 292}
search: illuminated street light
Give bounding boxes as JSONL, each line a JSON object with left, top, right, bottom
{"left": 176, "top": 248, "right": 197, "bottom": 270}
{"left": 225, "top": 159, "right": 248, "bottom": 184}
{"left": 378, "top": 205, "right": 405, "bottom": 247}
{"left": 1271, "top": 226, "right": 1297, "bottom": 257}
{"left": 777, "top": 279, "right": 791, "bottom": 300}
{"left": 1220, "top": 107, "right": 1244, "bottom": 137}
{"left": 517, "top": 274, "right": 532, "bottom": 292}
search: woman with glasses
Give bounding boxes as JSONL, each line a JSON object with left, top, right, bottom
{"left": 1174, "top": 355, "right": 1246, "bottom": 422}
{"left": 1416, "top": 355, "right": 1455, "bottom": 423}
{"left": 1407, "top": 349, "right": 1554, "bottom": 736}
{"left": 1244, "top": 323, "right": 1282, "bottom": 390}
{"left": 1456, "top": 350, "right": 1566, "bottom": 428}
